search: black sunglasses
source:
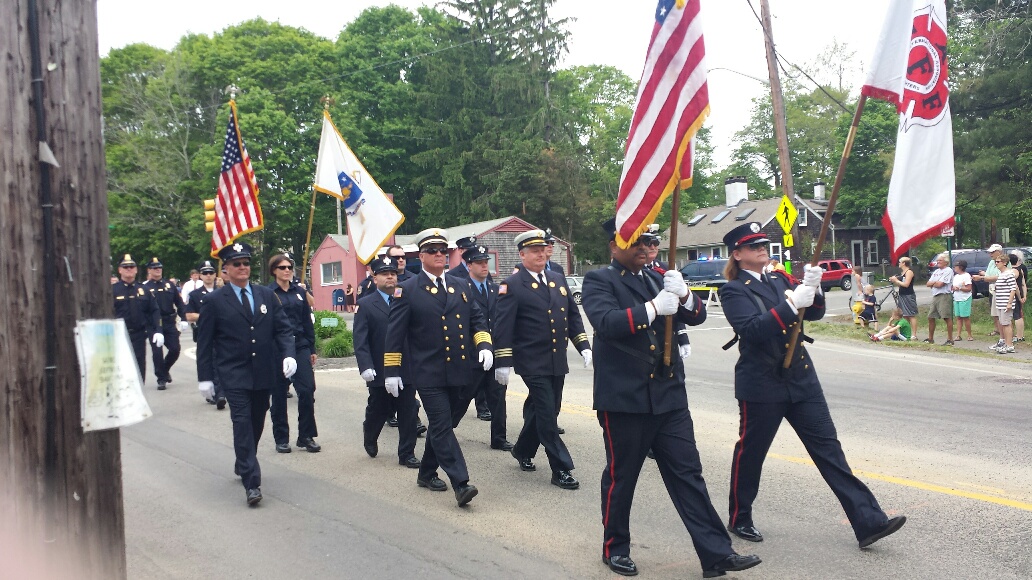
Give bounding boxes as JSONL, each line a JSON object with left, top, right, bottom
{"left": 274, "top": 265, "right": 293, "bottom": 270}
{"left": 200, "top": 271, "right": 215, "bottom": 275}
{"left": 388, "top": 254, "right": 406, "bottom": 260}
{"left": 230, "top": 261, "right": 251, "bottom": 268}
{"left": 422, "top": 248, "right": 447, "bottom": 255}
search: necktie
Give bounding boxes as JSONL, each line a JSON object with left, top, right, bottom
{"left": 436, "top": 277, "right": 446, "bottom": 296}
{"left": 538, "top": 273, "right": 547, "bottom": 288}
{"left": 241, "top": 288, "right": 252, "bottom": 318}
{"left": 388, "top": 294, "right": 393, "bottom": 306}
{"left": 477, "top": 282, "right": 486, "bottom": 296}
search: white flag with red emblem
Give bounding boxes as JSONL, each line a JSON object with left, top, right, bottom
{"left": 862, "top": 0, "right": 955, "bottom": 261}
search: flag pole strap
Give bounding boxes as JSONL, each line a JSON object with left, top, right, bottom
{"left": 783, "top": 94, "right": 868, "bottom": 367}
{"left": 663, "top": 185, "right": 681, "bottom": 367}
{"left": 300, "top": 185, "right": 319, "bottom": 287}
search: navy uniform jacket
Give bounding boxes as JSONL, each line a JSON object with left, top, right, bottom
{"left": 718, "top": 270, "right": 826, "bottom": 403}
{"left": 448, "top": 262, "right": 494, "bottom": 286}
{"left": 196, "top": 284, "right": 295, "bottom": 391}
{"left": 186, "top": 285, "right": 217, "bottom": 342}
{"left": 143, "top": 278, "right": 186, "bottom": 325}
{"left": 384, "top": 272, "right": 492, "bottom": 388}
{"left": 354, "top": 290, "right": 413, "bottom": 385}
{"left": 269, "top": 281, "right": 316, "bottom": 351}
{"left": 113, "top": 280, "right": 159, "bottom": 334}
{"left": 357, "top": 275, "right": 375, "bottom": 299}
{"left": 546, "top": 260, "right": 566, "bottom": 277}
{"left": 466, "top": 277, "right": 498, "bottom": 367}
{"left": 493, "top": 267, "right": 589, "bottom": 377}
{"left": 582, "top": 261, "right": 706, "bottom": 414}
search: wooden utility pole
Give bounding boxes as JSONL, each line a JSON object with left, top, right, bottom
{"left": 2, "top": 1, "right": 127, "bottom": 578}
{"left": 759, "top": 0, "right": 800, "bottom": 262}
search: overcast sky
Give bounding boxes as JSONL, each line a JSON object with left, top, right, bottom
{"left": 97, "top": 0, "right": 891, "bottom": 173}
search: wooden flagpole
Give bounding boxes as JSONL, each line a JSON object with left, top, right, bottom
{"left": 300, "top": 96, "right": 335, "bottom": 286}
{"left": 783, "top": 95, "right": 868, "bottom": 366}
{"left": 663, "top": 184, "right": 681, "bottom": 366}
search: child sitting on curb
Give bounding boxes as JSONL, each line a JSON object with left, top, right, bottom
{"left": 871, "top": 308, "right": 912, "bottom": 342}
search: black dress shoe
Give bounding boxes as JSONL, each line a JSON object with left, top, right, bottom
{"left": 477, "top": 410, "right": 492, "bottom": 421}
{"left": 157, "top": 380, "right": 167, "bottom": 391}
{"left": 164, "top": 377, "right": 173, "bottom": 384}
{"left": 296, "top": 437, "right": 321, "bottom": 453}
{"left": 206, "top": 397, "right": 216, "bottom": 405}
{"left": 246, "top": 487, "right": 262, "bottom": 506}
{"left": 511, "top": 448, "right": 536, "bottom": 471}
{"left": 491, "top": 440, "right": 515, "bottom": 451}
{"left": 216, "top": 396, "right": 227, "bottom": 410}
{"left": 415, "top": 420, "right": 427, "bottom": 435}
{"left": 399, "top": 456, "right": 420, "bottom": 469}
{"left": 557, "top": 426, "right": 565, "bottom": 434}
{"left": 275, "top": 442, "right": 292, "bottom": 453}
{"left": 387, "top": 416, "right": 399, "bottom": 428}
{"left": 859, "top": 515, "right": 907, "bottom": 548}
{"left": 454, "top": 483, "right": 478, "bottom": 506}
{"left": 551, "top": 470, "right": 580, "bottom": 490}
{"left": 703, "top": 553, "right": 761, "bottom": 578}
{"left": 363, "top": 441, "right": 378, "bottom": 458}
{"left": 728, "top": 524, "right": 763, "bottom": 542}
{"left": 417, "top": 475, "right": 448, "bottom": 492}
{"left": 602, "top": 555, "right": 638, "bottom": 576}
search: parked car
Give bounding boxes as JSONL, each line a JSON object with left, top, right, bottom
{"left": 679, "top": 259, "right": 729, "bottom": 300}
{"left": 565, "top": 276, "right": 584, "bottom": 305}
{"left": 817, "top": 259, "right": 854, "bottom": 291}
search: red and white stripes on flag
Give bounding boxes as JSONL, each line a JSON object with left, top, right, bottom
{"left": 862, "top": 0, "right": 955, "bottom": 261}
{"left": 615, "top": 0, "right": 708, "bottom": 248}
{"left": 211, "top": 101, "right": 263, "bottom": 257}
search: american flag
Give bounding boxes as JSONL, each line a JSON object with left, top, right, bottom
{"left": 615, "top": 0, "right": 708, "bottom": 248}
{"left": 211, "top": 101, "right": 263, "bottom": 257}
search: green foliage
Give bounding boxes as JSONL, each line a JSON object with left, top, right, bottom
{"left": 320, "top": 332, "right": 355, "bottom": 358}
{"left": 313, "top": 310, "right": 346, "bottom": 340}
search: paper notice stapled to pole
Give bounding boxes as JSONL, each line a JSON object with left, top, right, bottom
{"left": 75, "top": 319, "right": 152, "bottom": 432}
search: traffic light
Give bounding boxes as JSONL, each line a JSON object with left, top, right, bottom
{"left": 203, "top": 199, "right": 216, "bottom": 232}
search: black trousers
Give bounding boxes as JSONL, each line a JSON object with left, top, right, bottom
{"left": 464, "top": 369, "right": 507, "bottom": 446}
{"left": 513, "top": 374, "right": 573, "bottom": 472}
{"left": 128, "top": 329, "right": 148, "bottom": 381}
{"left": 225, "top": 388, "right": 271, "bottom": 490}
{"left": 474, "top": 387, "right": 490, "bottom": 414}
{"left": 271, "top": 346, "right": 318, "bottom": 444}
{"left": 149, "top": 321, "right": 181, "bottom": 382}
{"left": 729, "top": 395, "right": 888, "bottom": 540}
{"left": 417, "top": 384, "right": 469, "bottom": 486}
{"left": 364, "top": 377, "right": 419, "bottom": 461}
{"left": 599, "top": 408, "right": 732, "bottom": 569}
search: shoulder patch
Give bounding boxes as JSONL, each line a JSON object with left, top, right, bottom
{"left": 498, "top": 283, "right": 507, "bottom": 295}
{"left": 394, "top": 287, "right": 403, "bottom": 298}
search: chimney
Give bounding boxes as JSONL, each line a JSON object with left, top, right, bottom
{"left": 814, "top": 180, "right": 826, "bottom": 201}
{"left": 724, "top": 176, "right": 748, "bottom": 207}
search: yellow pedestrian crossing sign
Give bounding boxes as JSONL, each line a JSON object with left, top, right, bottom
{"left": 783, "top": 234, "right": 794, "bottom": 248}
{"left": 775, "top": 195, "right": 798, "bottom": 234}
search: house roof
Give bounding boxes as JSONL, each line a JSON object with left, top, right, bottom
{"left": 663, "top": 197, "right": 783, "bottom": 249}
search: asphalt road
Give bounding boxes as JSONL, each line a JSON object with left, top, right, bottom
{"left": 124, "top": 292, "right": 1032, "bottom": 579}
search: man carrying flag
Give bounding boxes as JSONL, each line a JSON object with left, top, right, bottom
{"left": 863, "top": 0, "right": 955, "bottom": 260}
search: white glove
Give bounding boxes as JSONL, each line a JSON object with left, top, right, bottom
{"left": 582, "top": 350, "right": 593, "bottom": 368}
{"left": 652, "top": 290, "right": 680, "bottom": 316}
{"left": 495, "top": 366, "right": 512, "bottom": 386}
{"left": 479, "top": 349, "right": 494, "bottom": 371}
{"left": 282, "top": 357, "right": 297, "bottom": 379}
{"left": 663, "top": 270, "right": 689, "bottom": 297}
{"left": 177, "top": 321, "right": 189, "bottom": 332}
{"left": 360, "top": 369, "right": 376, "bottom": 382}
{"left": 679, "top": 344, "right": 692, "bottom": 358}
{"left": 802, "top": 264, "right": 823, "bottom": 288}
{"left": 787, "top": 285, "right": 816, "bottom": 309}
{"left": 151, "top": 333, "right": 164, "bottom": 348}
{"left": 385, "top": 376, "right": 403, "bottom": 397}
{"left": 198, "top": 381, "right": 215, "bottom": 401}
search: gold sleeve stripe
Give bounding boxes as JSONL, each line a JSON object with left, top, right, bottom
{"left": 384, "top": 353, "right": 402, "bottom": 366}
{"left": 573, "top": 333, "right": 588, "bottom": 343}
{"left": 493, "top": 348, "right": 513, "bottom": 357}
{"left": 474, "top": 331, "right": 492, "bottom": 344}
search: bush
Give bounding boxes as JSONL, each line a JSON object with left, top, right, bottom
{"left": 314, "top": 310, "right": 345, "bottom": 340}
{"left": 320, "top": 332, "right": 354, "bottom": 358}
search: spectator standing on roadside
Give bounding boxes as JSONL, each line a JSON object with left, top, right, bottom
{"left": 1009, "top": 251, "right": 1027, "bottom": 344}
{"left": 889, "top": 257, "right": 918, "bottom": 338}
{"left": 951, "top": 260, "right": 974, "bottom": 342}
{"left": 992, "top": 257, "right": 1018, "bottom": 354}
{"left": 973, "top": 244, "right": 1006, "bottom": 345}
{"left": 924, "top": 253, "right": 954, "bottom": 345}
{"left": 181, "top": 269, "right": 202, "bottom": 304}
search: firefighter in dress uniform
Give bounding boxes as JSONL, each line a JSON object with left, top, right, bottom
{"left": 718, "top": 222, "right": 906, "bottom": 548}
{"left": 448, "top": 235, "right": 493, "bottom": 422}
{"left": 185, "top": 260, "right": 224, "bottom": 408}
{"left": 112, "top": 254, "right": 162, "bottom": 382}
{"left": 142, "top": 257, "right": 186, "bottom": 390}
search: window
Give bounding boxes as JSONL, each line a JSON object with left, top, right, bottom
{"left": 321, "top": 261, "right": 342, "bottom": 285}
{"left": 769, "top": 242, "right": 782, "bottom": 263}
{"left": 798, "top": 210, "right": 808, "bottom": 227}
{"left": 735, "top": 207, "right": 756, "bottom": 221}
{"left": 488, "top": 251, "right": 498, "bottom": 275}
{"left": 866, "top": 240, "right": 879, "bottom": 265}
{"left": 710, "top": 247, "right": 722, "bottom": 259}
{"left": 687, "top": 214, "right": 706, "bottom": 226}
{"left": 711, "top": 209, "right": 731, "bottom": 223}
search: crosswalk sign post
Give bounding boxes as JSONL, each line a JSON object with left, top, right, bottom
{"left": 775, "top": 195, "right": 798, "bottom": 234}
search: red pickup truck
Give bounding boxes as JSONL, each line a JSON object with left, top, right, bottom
{"left": 818, "top": 259, "right": 854, "bottom": 291}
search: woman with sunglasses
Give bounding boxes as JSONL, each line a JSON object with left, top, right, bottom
{"left": 268, "top": 253, "right": 321, "bottom": 453}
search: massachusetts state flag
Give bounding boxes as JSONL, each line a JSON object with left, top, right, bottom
{"left": 313, "top": 111, "right": 405, "bottom": 264}
{"left": 211, "top": 101, "right": 263, "bottom": 257}
{"left": 862, "top": 0, "right": 955, "bottom": 260}
{"left": 615, "top": 0, "right": 708, "bottom": 248}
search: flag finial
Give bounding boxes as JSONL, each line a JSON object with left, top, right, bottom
{"left": 224, "top": 84, "right": 239, "bottom": 101}
{"left": 320, "top": 95, "right": 335, "bottom": 110}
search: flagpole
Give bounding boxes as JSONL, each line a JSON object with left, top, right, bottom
{"left": 783, "top": 95, "right": 868, "bottom": 367}
{"left": 663, "top": 184, "right": 681, "bottom": 366}
{"left": 301, "top": 96, "right": 336, "bottom": 286}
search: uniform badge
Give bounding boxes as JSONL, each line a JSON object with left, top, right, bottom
{"left": 498, "top": 284, "right": 508, "bottom": 295}
{"left": 461, "top": 292, "right": 468, "bottom": 302}
{"left": 430, "top": 286, "right": 438, "bottom": 294}
{"left": 549, "top": 281, "right": 555, "bottom": 288}
{"left": 137, "top": 288, "right": 144, "bottom": 296}
{"left": 531, "top": 282, "right": 539, "bottom": 289}
{"left": 297, "top": 294, "right": 303, "bottom": 301}
{"left": 394, "top": 287, "right": 403, "bottom": 298}
{"left": 260, "top": 304, "right": 267, "bottom": 314}
{"left": 233, "top": 243, "right": 243, "bottom": 252}
{"left": 560, "top": 286, "right": 567, "bottom": 296}
{"left": 448, "top": 286, "right": 455, "bottom": 293}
